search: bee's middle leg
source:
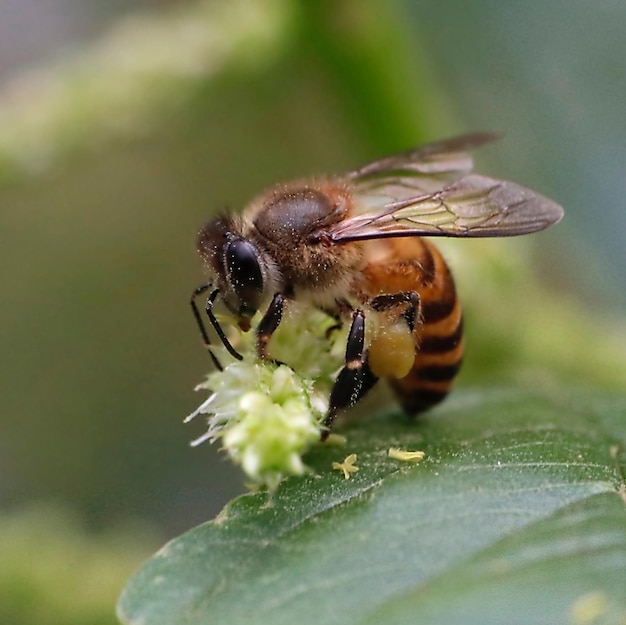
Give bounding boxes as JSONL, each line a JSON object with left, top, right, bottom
{"left": 322, "top": 309, "right": 378, "bottom": 440}
{"left": 256, "top": 293, "right": 286, "bottom": 360}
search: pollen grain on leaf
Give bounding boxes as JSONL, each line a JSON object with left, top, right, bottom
{"left": 388, "top": 448, "right": 426, "bottom": 462}
{"left": 332, "top": 453, "right": 359, "bottom": 479}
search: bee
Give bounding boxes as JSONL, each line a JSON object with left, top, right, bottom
{"left": 191, "top": 133, "right": 563, "bottom": 437}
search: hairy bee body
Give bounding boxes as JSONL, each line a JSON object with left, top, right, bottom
{"left": 192, "top": 133, "right": 563, "bottom": 434}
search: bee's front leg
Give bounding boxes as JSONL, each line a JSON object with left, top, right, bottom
{"left": 256, "top": 293, "right": 286, "bottom": 360}
{"left": 190, "top": 283, "right": 224, "bottom": 370}
{"left": 322, "top": 309, "right": 378, "bottom": 440}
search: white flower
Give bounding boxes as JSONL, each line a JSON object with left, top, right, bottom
{"left": 186, "top": 305, "right": 345, "bottom": 489}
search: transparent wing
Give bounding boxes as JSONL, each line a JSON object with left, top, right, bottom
{"left": 329, "top": 136, "right": 563, "bottom": 242}
{"left": 347, "top": 132, "right": 500, "bottom": 195}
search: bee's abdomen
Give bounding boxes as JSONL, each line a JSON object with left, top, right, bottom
{"left": 390, "top": 240, "right": 463, "bottom": 414}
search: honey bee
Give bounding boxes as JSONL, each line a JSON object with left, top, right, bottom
{"left": 191, "top": 133, "right": 563, "bottom": 437}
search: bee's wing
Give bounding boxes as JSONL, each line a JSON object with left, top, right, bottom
{"left": 330, "top": 174, "right": 563, "bottom": 242}
{"left": 330, "top": 135, "right": 563, "bottom": 242}
{"left": 347, "top": 132, "right": 500, "bottom": 194}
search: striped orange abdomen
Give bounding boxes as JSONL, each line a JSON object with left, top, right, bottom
{"left": 358, "top": 237, "right": 463, "bottom": 414}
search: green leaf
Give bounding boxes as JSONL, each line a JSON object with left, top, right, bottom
{"left": 117, "top": 385, "right": 626, "bottom": 625}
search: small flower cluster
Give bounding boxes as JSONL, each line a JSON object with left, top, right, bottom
{"left": 186, "top": 306, "right": 347, "bottom": 490}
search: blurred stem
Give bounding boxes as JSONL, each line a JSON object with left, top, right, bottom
{"left": 0, "top": 0, "right": 450, "bottom": 187}
{"left": 293, "top": 0, "right": 452, "bottom": 155}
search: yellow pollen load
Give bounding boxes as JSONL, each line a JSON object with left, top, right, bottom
{"left": 367, "top": 322, "right": 415, "bottom": 379}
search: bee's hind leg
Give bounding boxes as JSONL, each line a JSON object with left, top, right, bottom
{"left": 371, "top": 291, "right": 420, "bottom": 331}
{"left": 321, "top": 309, "right": 378, "bottom": 440}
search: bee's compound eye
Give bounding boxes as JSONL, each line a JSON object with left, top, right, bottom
{"left": 225, "top": 238, "right": 264, "bottom": 310}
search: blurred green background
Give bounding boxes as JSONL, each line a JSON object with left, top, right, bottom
{"left": 1, "top": 1, "right": 625, "bottom": 623}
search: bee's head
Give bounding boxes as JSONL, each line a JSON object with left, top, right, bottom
{"left": 197, "top": 218, "right": 268, "bottom": 328}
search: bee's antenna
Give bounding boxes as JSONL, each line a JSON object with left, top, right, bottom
{"left": 190, "top": 284, "right": 224, "bottom": 370}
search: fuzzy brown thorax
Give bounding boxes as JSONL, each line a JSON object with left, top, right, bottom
{"left": 246, "top": 180, "right": 363, "bottom": 298}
